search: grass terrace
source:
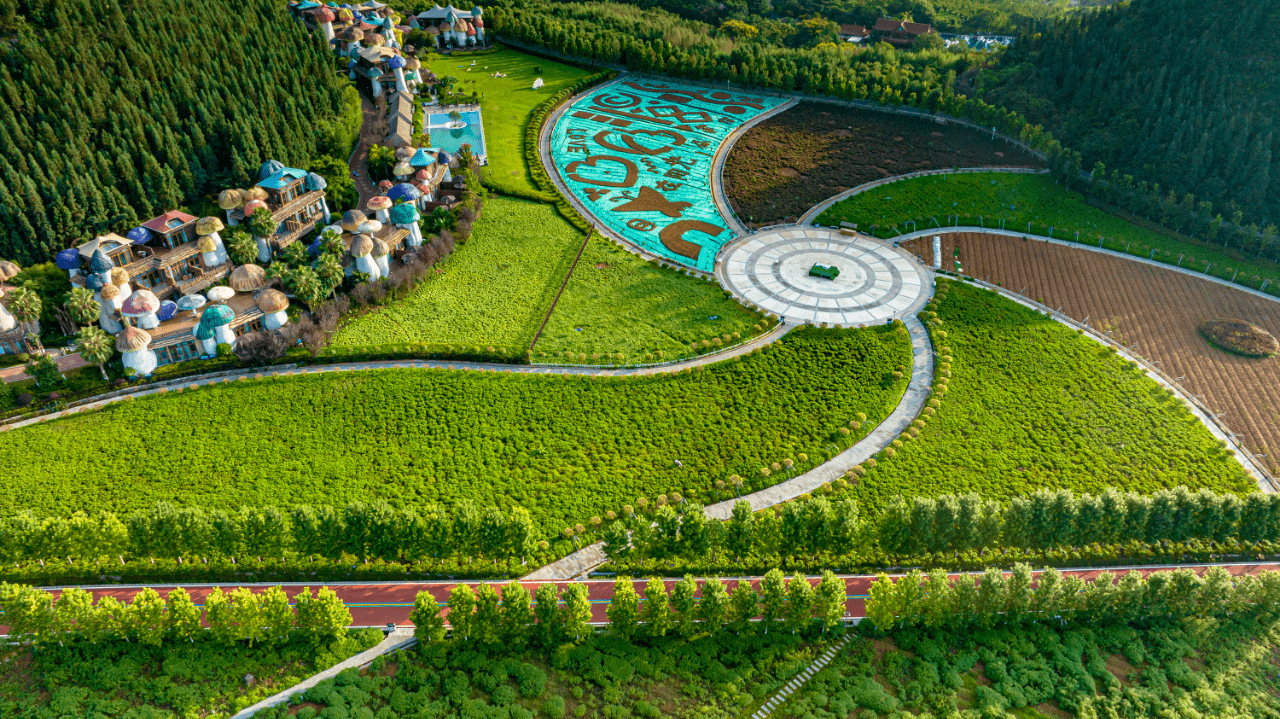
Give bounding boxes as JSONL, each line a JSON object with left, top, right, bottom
{"left": 0, "top": 327, "right": 912, "bottom": 533}
{"left": 533, "top": 236, "right": 767, "bottom": 363}
{"left": 815, "top": 173, "right": 1280, "bottom": 294}
{"left": 429, "top": 47, "right": 591, "bottom": 197}
{"left": 852, "top": 279, "right": 1255, "bottom": 513}
{"left": 331, "top": 197, "right": 583, "bottom": 350}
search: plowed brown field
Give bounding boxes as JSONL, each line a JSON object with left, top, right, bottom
{"left": 900, "top": 231, "right": 1280, "bottom": 475}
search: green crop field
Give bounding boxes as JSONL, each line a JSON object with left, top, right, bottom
{"left": 534, "top": 236, "right": 767, "bottom": 363}
{"left": 0, "top": 327, "right": 911, "bottom": 533}
{"left": 853, "top": 279, "right": 1254, "bottom": 512}
{"left": 332, "top": 197, "right": 583, "bottom": 349}
{"left": 815, "top": 173, "right": 1280, "bottom": 292}
{"left": 430, "top": 47, "right": 591, "bottom": 197}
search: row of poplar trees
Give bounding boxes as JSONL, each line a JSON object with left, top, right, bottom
{"left": 0, "top": 583, "right": 352, "bottom": 648}
{"left": 600, "top": 487, "right": 1280, "bottom": 564}
{"left": 410, "top": 569, "right": 849, "bottom": 645}
{"left": 0, "top": 500, "right": 538, "bottom": 566}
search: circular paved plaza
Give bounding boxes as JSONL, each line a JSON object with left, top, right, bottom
{"left": 716, "top": 227, "right": 929, "bottom": 326}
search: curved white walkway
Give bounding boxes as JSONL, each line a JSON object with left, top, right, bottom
{"left": 711, "top": 98, "right": 798, "bottom": 235}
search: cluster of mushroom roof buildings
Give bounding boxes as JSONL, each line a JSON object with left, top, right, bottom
{"left": 288, "top": 1, "right": 485, "bottom": 101}
{"left": 14, "top": 153, "right": 468, "bottom": 376}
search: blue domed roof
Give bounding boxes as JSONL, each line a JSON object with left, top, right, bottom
{"left": 387, "top": 182, "right": 421, "bottom": 202}
{"left": 88, "top": 249, "right": 114, "bottom": 274}
{"left": 156, "top": 301, "right": 178, "bottom": 322}
{"left": 386, "top": 55, "right": 406, "bottom": 70}
{"left": 435, "top": 150, "right": 454, "bottom": 166}
{"left": 55, "top": 248, "right": 81, "bottom": 270}
{"left": 85, "top": 273, "right": 105, "bottom": 290}
{"left": 366, "top": 67, "right": 383, "bottom": 79}
{"left": 304, "top": 172, "right": 329, "bottom": 191}
{"left": 194, "top": 322, "right": 216, "bottom": 341}
{"left": 258, "top": 159, "right": 285, "bottom": 180}
{"left": 126, "top": 226, "right": 150, "bottom": 244}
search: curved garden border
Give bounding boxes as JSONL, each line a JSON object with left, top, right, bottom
{"left": 897, "top": 226, "right": 1278, "bottom": 489}
{"left": 710, "top": 98, "right": 798, "bottom": 235}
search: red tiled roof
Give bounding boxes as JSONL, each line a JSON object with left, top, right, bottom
{"left": 839, "top": 23, "right": 870, "bottom": 37}
{"left": 142, "top": 210, "right": 197, "bottom": 234}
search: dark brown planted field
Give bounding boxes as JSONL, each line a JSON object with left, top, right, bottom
{"left": 722, "top": 102, "right": 1043, "bottom": 226}
{"left": 900, "top": 231, "right": 1280, "bottom": 475}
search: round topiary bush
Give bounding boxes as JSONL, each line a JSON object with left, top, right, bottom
{"left": 1198, "top": 318, "right": 1279, "bottom": 358}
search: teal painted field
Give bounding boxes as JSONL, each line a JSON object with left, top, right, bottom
{"left": 548, "top": 78, "right": 786, "bottom": 271}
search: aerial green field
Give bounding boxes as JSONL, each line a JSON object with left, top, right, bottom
{"left": 815, "top": 173, "right": 1280, "bottom": 293}
{"left": 430, "top": 46, "right": 591, "bottom": 197}
{"left": 0, "top": 327, "right": 911, "bottom": 532}
{"left": 534, "top": 236, "right": 766, "bottom": 363}
{"left": 332, "top": 197, "right": 583, "bottom": 350}
{"left": 853, "top": 279, "right": 1254, "bottom": 512}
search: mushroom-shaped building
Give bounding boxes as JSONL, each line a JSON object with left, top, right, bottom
{"left": 385, "top": 53, "right": 408, "bottom": 93}
{"left": 394, "top": 145, "right": 417, "bottom": 160}
{"left": 388, "top": 182, "right": 422, "bottom": 204}
{"left": 218, "top": 188, "right": 245, "bottom": 226}
{"left": 229, "top": 264, "right": 267, "bottom": 292}
{"left": 389, "top": 201, "right": 423, "bottom": 247}
{"left": 257, "top": 289, "right": 291, "bottom": 331}
{"left": 88, "top": 248, "right": 114, "bottom": 281}
{"left": 304, "top": 172, "right": 332, "bottom": 223}
{"left": 117, "top": 326, "right": 158, "bottom": 378}
{"left": 243, "top": 186, "right": 269, "bottom": 203}
{"left": 121, "top": 289, "right": 162, "bottom": 330}
{"left": 207, "top": 285, "right": 236, "bottom": 303}
{"left": 0, "top": 288, "right": 15, "bottom": 333}
{"left": 176, "top": 293, "right": 207, "bottom": 317}
{"left": 409, "top": 147, "right": 435, "bottom": 169}
{"left": 392, "top": 161, "right": 413, "bottom": 180}
{"left": 340, "top": 209, "right": 368, "bottom": 234}
{"left": 377, "top": 179, "right": 394, "bottom": 192}
{"left": 367, "top": 195, "right": 394, "bottom": 223}
{"left": 312, "top": 5, "right": 337, "bottom": 40}
{"left": 0, "top": 260, "right": 19, "bottom": 286}
{"left": 195, "top": 216, "right": 229, "bottom": 266}
{"left": 55, "top": 248, "right": 82, "bottom": 278}
{"left": 350, "top": 233, "right": 381, "bottom": 280}
{"left": 97, "top": 281, "right": 123, "bottom": 333}
{"left": 195, "top": 303, "right": 237, "bottom": 353}
{"left": 371, "top": 237, "right": 391, "bottom": 275}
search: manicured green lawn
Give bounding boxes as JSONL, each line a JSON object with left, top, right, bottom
{"left": 534, "top": 236, "right": 767, "bottom": 363}
{"left": 853, "top": 279, "right": 1254, "bottom": 513}
{"left": 816, "top": 173, "right": 1280, "bottom": 294}
{"left": 430, "top": 46, "right": 590, "bottom": 197}
{"left": 0, "top": 327, "right": 911, "bottom": 533}
{"left": 332, "top": 197, "right": 583, "bottom": 350}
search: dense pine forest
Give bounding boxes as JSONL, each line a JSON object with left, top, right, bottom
{"left": 0, "top": 0, "right": 357, "bottom": 264}
{"left": 976, "top": 0, "right": 1279, "bottom": 227}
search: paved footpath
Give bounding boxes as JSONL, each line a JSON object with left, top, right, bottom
{"left": 31, "top": 562, "right": 1280, "bottom": 630}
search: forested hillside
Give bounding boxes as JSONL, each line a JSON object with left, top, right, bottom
{"left": 976, "top": 0, "right": 1279, "bottom": 226}
{"left": 0, "top": 0, "right": 356, "bottom": 264}
{"left": 565, "top": 0, "right": 1067, "bottom": 34}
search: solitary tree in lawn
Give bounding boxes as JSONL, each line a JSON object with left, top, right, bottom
{"left": 76, "top": 325, "right": 114, "bottom": 380}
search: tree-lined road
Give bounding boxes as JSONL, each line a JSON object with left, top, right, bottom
{"left": 35, "top": 562, "right": 1280, "bottom": 628}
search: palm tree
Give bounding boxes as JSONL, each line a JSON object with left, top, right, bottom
{"left": 8, "top": 286, "right": 43, "bottom": 353}
{"left": 314, "top": 254, "right": 345, "bottom": 299}
{"left": 367, "top": 145, "right": 396, "bottom": 181}
{"left": 64, "top": 287, "right": 100, "bottom": 327}
{"left": 76, "top": 325, "right": 114, "bottom": 380}
{"left": 288, "top": 266, "right": 326, "bottom": 309}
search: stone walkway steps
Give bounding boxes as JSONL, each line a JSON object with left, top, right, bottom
{"left": 750, "top": 635, "right": 851, "bottom": 719}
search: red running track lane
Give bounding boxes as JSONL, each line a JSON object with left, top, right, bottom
{"left": 25, "top": 563, "right": 1280, "bottom": 630}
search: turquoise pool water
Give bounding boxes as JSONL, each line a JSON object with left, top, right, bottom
{"left": 428, "top": 110, "right": 486, "bottom": 157}
{"left": 549, "top": 79, "right": 786, "bottom": 271}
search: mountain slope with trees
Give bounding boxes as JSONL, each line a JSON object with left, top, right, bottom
{"left": 0, "top": 0, "right": 357, "bottom": 264}
{"left": 975, "top": 0, "right": 1279, "bottom": 227}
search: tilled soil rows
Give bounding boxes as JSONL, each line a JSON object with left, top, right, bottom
{"left": 901, "top": 232, "right": 1280, "bottom": 475}
{"left": 723, "top": 103, "right": 1043, "bottom": 226}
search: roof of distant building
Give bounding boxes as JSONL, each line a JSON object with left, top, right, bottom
{"left": 142, "top": 210, "right": 198, "bottom": 235}
{"left": 257, "top": 167, "right": 308, "bottom": 190}
{"left": 839, "top": 24, "right": 870, "bottom": 37}
{"left": 874, "top": 18, "right": 932, "bottom": 35}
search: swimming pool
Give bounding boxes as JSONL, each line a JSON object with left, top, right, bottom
{"left": 548, "top": 78, "right": 787, "bottom": 271}
{"left": 426, "top": 109, "right": 486, "bottom": 158}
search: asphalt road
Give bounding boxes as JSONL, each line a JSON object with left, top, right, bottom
{"left": 30, "top": 562, "right": 1280, "bottom": 629}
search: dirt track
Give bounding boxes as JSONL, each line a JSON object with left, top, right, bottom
{"left": 901, "top": 232, "right": 1280, "bottom": 474}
